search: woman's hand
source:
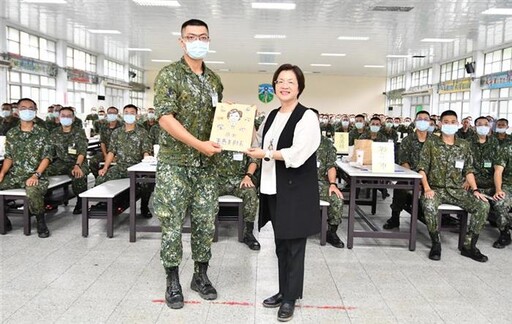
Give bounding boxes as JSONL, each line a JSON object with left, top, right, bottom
{"left": 244, "top": 148, "right": 265, "bottom": 160}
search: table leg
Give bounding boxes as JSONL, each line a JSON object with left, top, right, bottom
{"left": 129, "top": 172, "right": 137, "bottom": 242}
{"left": 347, "top": 176, "right": 356, "bottom": 249}
{"left": 409, "top": 179, "right": 420, "bottom": 251}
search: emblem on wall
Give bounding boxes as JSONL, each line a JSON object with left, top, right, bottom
{"left": 258, "top": 83, "right": 274, "bottom": 103}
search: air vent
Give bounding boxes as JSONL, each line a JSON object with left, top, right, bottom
{"left": 412, "top": 55, "right": 426, "bottom": 58}
{"left": 371, "top": 6, "right": 414, "bottom": 12}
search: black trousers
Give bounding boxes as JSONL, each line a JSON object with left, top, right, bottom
{"left": 266, "top": 194, "right": 308, "bottom": 301}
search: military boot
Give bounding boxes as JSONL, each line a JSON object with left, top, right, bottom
{"left": 165, "top": 266, "right": 184, "bottom": 309}
{"left": 243, "top": 222, "right": 261, "bottom": 250}
{"left": 428, "top": 231, "right": 441, "bottom": 261}
{"left": 326, "top": 224, "right": 344, "bottom": 248}
{"left": 190, "top": 262, "right": 217, "bottom": 300}
{"left": 383, "top": 211, "right": 400, "bottom": 230}
{"left": 72, "top": 197, "right": 82, "bottom": 215}
{"left": 461, "top": 233, "right": 488, "bottom": 262}
{"left": 140, "top": 193, "right": 152, "bottom": 218}
{"left": 35, "top": 213, "right": 50, "bottom": 238}
{"left": 4, "top": 215, "right": 12, "bottom": 232}
{"left": 493, "top": 229, "right": 512, "bottom": 249}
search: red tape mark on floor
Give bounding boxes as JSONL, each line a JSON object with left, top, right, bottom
{"left": 152, "top": 299, "right": 355, "bottom": 311}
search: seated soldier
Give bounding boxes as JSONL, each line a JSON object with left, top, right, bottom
{"left": 494, "top": 118, "right": 511, "bottom": 146}
{"left": 456, "top": 117, "right": 475, "bottom": 139}
{"left": 380, "top": 117, "right": 398, "bottom": 143}
{"left": 96, "top": 104, "right": 153, "bottom": 217}
{"left": 0, "top": 103, "right": 19, "bottom": 136}
{"left": 0, "top": 98, "right": 52, "bottom": 238}
{"left": 418, "top": 110, "right": 489, "bottom": 262}
{"left": 46, "top": 106, "right": 90, "bottom": 215}
{"left": 217, "top": 151, "right": 261, "bottom": 250}
{"left": 360, "top": 116, "right": 388, "bottom": 142}
{"left": 92, "top": 107, "right": 107, "bottom": 137}
{"left": 140, "top": 107, "right": 158, "bottom": 132}
{"left": 335, "top": 115, "right": 352, "bottom": 133}
{"left": 149, "top": 123, "right": 161, "bottom": 146}
{"left": 348, "top": 114, "right": 368, "bottom": 146}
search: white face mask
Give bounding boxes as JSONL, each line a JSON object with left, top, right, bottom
{"left": 495, "top": 127, "right": 508, "bottom": 134}
{"left": 185, "top": 40, "right": 209, "bottom": 59}
{"left": 476, "top": 126, "right": 490, "bottom": 136}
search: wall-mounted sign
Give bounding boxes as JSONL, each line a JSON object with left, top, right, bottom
{"left": 438, "top": 77, "right": 471, "bottom": 94}
{"left": 66, "top": 68, "right": 99, "bottom": 84}
{"left": 402, "top": 85, "right": 432, "bottom": 97}
{"left": 5, "top": 52, "right": 58, "bottom": 77}
{"left": 481, "top": 70, "right": 512, "bottom": 89}
{"left": 258, "top": 83, "right": 274, "bottom": 103}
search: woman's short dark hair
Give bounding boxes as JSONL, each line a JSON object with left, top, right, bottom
{"left": 272, "top": 64, "right": 305, "bottom": 98}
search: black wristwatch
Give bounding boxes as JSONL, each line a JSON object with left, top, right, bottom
{"left": 472, "top": 188, "right": 480, "bottom": 193}
{"left": 34, "top": 172, "right": 41, "bottom": 179}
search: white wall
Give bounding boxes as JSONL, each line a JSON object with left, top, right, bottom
{"left": 144, "top": 70, "right": 386, "bottom": 115}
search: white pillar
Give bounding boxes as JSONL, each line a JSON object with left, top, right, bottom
{"left": 55, "top": 40, "right": 67, "bottom": 105}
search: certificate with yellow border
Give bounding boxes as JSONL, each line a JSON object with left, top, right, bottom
{"left": 210, "top": 103, "right": 256, "bottom": 152}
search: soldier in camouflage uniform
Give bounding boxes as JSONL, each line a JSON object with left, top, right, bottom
{"left": 153, "top": 19, "right": 223, "bottom": 309}
{"left": 89, "top": 106, "right": 123, "bottom": 178}
{"left": 335, "top": 115, "right": 352, "bottom": 133}
{"left": 0, "top": 98, "right": 52, "bottom": 238}
{"left": 0, "top": 103, "right": 19, "bottom": 136}
{"left": 455, "top": 117, "right": 475, "bottom": 140}
{"left": 494, "top": 118, "right": 512, "bottom": 146}
{"left": 417, "top": 110, "right": 490, "bottom": 262}
{"left": 139, "top": 107, "right": 158, "bottom": 132}
{"left": 380, "top": 117, "right": 399, "bottom": 143}
{"left": 92, "top": 108, "right": 107, "bottom": 137}
{"left": 317, "top": 134, "right": 345, "bottom": 248}
{"left": 216, "top": 151, "right": 260, "bottom": 250}
{"left": 149, "top": 123, "right": 161, "bottom": 146}
{"left": 96, "top": 104, "right": 153, "bottom": 216}
{"left": 384, "top": 111, "right": 431, "bottom": 229}
{"left": 46, "top": 107, "right": 90, "bottom": 215}
{"left": 348, "top": 114, "right": 368, "bottom": 146}
{"left": 470, "top": 116, "right": 512, "bottom": 249}
{"left": 255, "top": 111, "right": 266, "bottom": 130}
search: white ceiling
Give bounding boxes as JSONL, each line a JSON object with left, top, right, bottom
{"left": 2, "top": 0, "right": 512, "bottom": 77}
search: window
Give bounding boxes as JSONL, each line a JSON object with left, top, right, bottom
{"left": 388, "top": 75, "right": 404, "bottom": 91}
{"left": 439, "top": 92, "right": 470, "bottom": 120}
{"left": 410, "top": 68, "right": 432, "bottom": 87}
{"left": 105, "top": 59, "right": 125, "bottom": 81}
{"left": 484, "top": 46, "right": 512, "bottom": 75}
{"left": 67, "top": 47, "right": 97, "bottom": 72}
{"left": 440, "top": 57, "right": 473, "bottom": 82}
{"left": 481, "top": 88, "right": 512, "bottom": 121}
{"left": 6, "top": 27, "right": 56, "bottom": 62}
{"left": 105, "top": 87, "right": 125, "bottom": 108}
{"left": 8, "top": 71, "right": 56, "bottom": 109}
{"left": 129, "top": 91, "right": 144, "bottom": 110}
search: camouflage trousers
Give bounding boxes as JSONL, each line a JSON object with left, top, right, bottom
{"left": 420, "top": 187, "right": 489, "bottom": 246}
{"left": 95, "top": 164, "right": 153, "bottom": 202}
{"left": 481, "top": 186, "right": 512, "bottom": 231}
{"left": 218, "top": 180, "right": 258, "bottom": 225}
{"left": 0, "top": 173, "right": 48, "bottom": 215}
{"left": 46, "top": 160, "right": 89, "bottom": 196}
{"left": 155, "top": 163, "right": 218, "bottom": 268}
{"left": 319, "top": 181, "right": 343, "bottom": 226}
{"left": 88, "top": 151, "right": 103, "bottom": 178}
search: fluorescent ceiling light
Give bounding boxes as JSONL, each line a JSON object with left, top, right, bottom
{"left": 21, "top": 0, "right": 66, "bottom": 3}
{"left": 257, "top": 51, "right": 281, "bottom": 55}
{"left": 88, "top": 29, "right": 121, "bottom": 34}
{"left": 132, "top": 0, "right": 180, "bottom": 6}
{"left": 218, "top": 68, "right": 230, "bottom": 72}
{"left": 254, "top": 34, "right": 286, "bottom": 39}
{"left": 251, "top": 2, "right": 296, "bottom": 10}
{"left": 421, "top": 38, "right": 454, "bottom": 42}
{"left": 364, "top": 65, "right": 385, "bottom": 68}
{"left": 208, "top": 50, "right": 217, "bottom": 53}
{"left": 127, "top": 48, "right": 152, "bottom": 51}
{"left": 321, "top": 53, "right": 346, "bottom": 57}
{"left": 386, "top": 54, "right": 411, "bottom": 58}
{"left": 152, "top": 59, "right": 172, "bottom": 62}
{"left": 172, "top": 32, "right": 181, "bottom": 36}
{"left": 310, "top": 63, "right": 331, "bottom": 67}
{"left": 482, "top": 8, "right": 512, "bottom": 15}
{"left": 204, "top": 61, "right": 225, "bottom": 64}
{"left": 258, "top": 62, "right": 278, "bottom": 65}
{"left": 337, "top": 36, "right": 369, "bottom": 41}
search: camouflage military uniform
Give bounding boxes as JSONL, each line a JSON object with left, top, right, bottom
{"left": 139, "top": 119, "right": 158, "bottom": 133}
{"left": 379, "top": 127, "right": 398, "bottom": 143}
{"left": 149, "top": 124, "right": 161, "bottom": 146}
{"left": 471, "top": 135, "right": 512, "bottom": 231}
{"left": 95, "top": 125, "right": 152, "bottom": 185}
{"left": 417, "top": 136, "right": 489, "bottom": 246}
{"left": 255, "top": 115, "right": 265, "bottom": 130}
{"left": 359, "top": 131, "right": 388, "bottom": 142}
{"left": 456, "top": 127, "right": 475, "bottom": 140}
{"left": 317, "top": 136, "right": 343, "bottom": 226}
{"left": 85, "top": 113, "right": 98, "bottom": 122}
{"left": 154, "top": 57, "right": 223, "bottom": 268}
{"left": 325, "top": 123, "right": 335, "bottom": 138}
{"left": 89, "top": 120, "right": 123, "bottom": 177}
{"left": 0, "top": 125, "right": 52, "bottom": 215}
{"left": 46, "top": 125, "right": 90, "bottom": 196}
{"left": 0, "top": 116, "right": 19, "bottom": 136}
{"left": 494, "top": 133, "right": 512, "bottom": 147}
{"left": 92, "top": 119, "right": 108, "bottom": 137}
{"left": 348, "top": 128, "right": 368, "bottom": 146}
{"left": 216, "top": 151, "right": 258, "bottom": 226}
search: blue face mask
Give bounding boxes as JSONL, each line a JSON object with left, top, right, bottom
{"left": 2, "top": 111, "right": 11, "bottom": 118}
{"left": 441, "top": 124, "right": 458, "bottom": 136}
{"left": 427, "top": 126, "right": 435, "bottom": 133}
{"left": 185, "top": 40, "right": 209, "bottom": 59}
{"left": 123, "top": 114, "right": 136, "bottom": 124}
{"left": 355, "top": 122, "right": 364, "bottom": 129}
{"left": 147, "top": 113, "right": 155, "bottom": 120}
{"left": 19, "top": 109, "right": 36, "bottom": 122}
{"left": 370, "top": 125, "right": 381, "bottom": 133}
{"left": 60, "top": 117, "right": 73, "bottom": 127}
{"left": 107, "top": 114, "right": 117, "bottom": 122}
{"left": 415, "top": 120, "right": 430, "bottom": 132}
{"left": 476, "top": 126, "right": 490, "bottom": 136}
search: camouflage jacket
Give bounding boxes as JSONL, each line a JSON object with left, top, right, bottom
{"left": 50, "top": 125, "right": 88, "bottom": 164}
{"left": 469, "top": 134, "right": 500, "bottom": 189}
{"left": 93, "top": 119, "right": 108, "bottom": 135}
{"left": 139, "top": 119, "right": 158, "bottom": 133}
{"left": 455, "top": 127, "right": 475, "bottom": 140}
{"left": 149, "top": 124, "right": 161, "bottom": 146}
{"left": 398, "top": 131, "right": 430, "bottom": 171}
{"left": 417, "top": 135, "right": 474, "bottom": 189}
{"left": 0, "top": 116, "right": 19, "bottom": 136}
{"left": 108, "top": 125, "right": 152, "bottom": 168}
{"left": 216, "top": 151, "right": 256, "bottom": 186}
{"left": 494, "top": 133, "right": 512, "bottom": 147}
{"left": 359, "top": 131, "right": 388, "bottom": 142}
{"left": 154, "top": 57, "right": 224, "bottom": 168}
{"left": 316, "top": 136, "right": 337, "bottom": 184}
{"left": 379, "top": 127, "right": 398, "bottom": 143}
{"left": 348, "top": 128, "right": 368, "bottom": 146}
{"left": 85, "top": 113, "right": 99, "bottom": 121}
{"left": 495, "top": 142, "right": 512, "bottom": 187}
{"left": 100, "top": 120, "right": 123, "bottom": 150}
{"left": 4, "top": 124, "right": 52, "bottom": 178}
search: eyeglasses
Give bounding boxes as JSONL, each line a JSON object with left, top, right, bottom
{"left": 182, "top": 34, "right": 210, "bottom": 42}
{"left": 274, "top": 79, "right": 296, "bottom": 86}
{"left": 19, "top": 107, "right": 36, "bottom": 111}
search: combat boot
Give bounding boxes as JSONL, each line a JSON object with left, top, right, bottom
{"left": 165, "top": 266, "right": 184, "bottom": 309}
{"left": 383, "top": 211, "right": 400, "bottom": 230}
{"left": 72, "top": 197, "right": 82, "bottom": 215}
{"left": 461, "top": 233, "right": 488, "bottom": 262}
{"left": 326, "top": 224, "right": 344, "bottom": 248}
{"left": 190, "top": 262, "right": 217, "bottom": 300}
{"left": 428, "top": 232, "right": 441, "bottom": 261}
{"left": 493, "top": 229, "right": 511, "bottom": 249}
{"left": 243, "top": 222, "right": 261, "bottom": 250}
{"left": 4, "top": 215, "right": 12, "bottom": 232}
{"left": 141, "top": 194, "right": 152, "bottom": 218}
{"left": 35, "top": 213, "right": 50, "bottom": 238}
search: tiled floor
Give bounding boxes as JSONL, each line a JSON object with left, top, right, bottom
{"left": 1, "top": 190, "right": 512, "bottom": 323}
